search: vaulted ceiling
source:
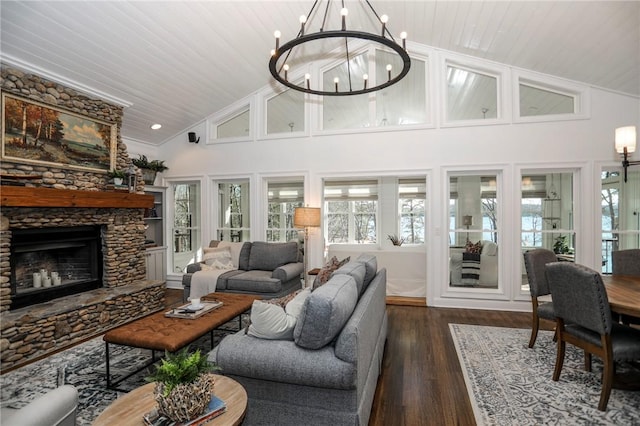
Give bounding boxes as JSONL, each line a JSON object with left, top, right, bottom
{"left": 2, "top": 1, "right": 638, "bottom": 146}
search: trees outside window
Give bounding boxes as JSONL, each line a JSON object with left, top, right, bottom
{"left": 398, "top": 178, "right": 425, "bottom": 244}
{"left": 324, "top": 180, "right": 378, "bottom": 244}
{"left": 267, "top": 180, "right": 304, "bottom": 242}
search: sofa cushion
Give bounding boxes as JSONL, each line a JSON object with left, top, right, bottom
{"left": 248, "top": 242, "right": 298, "bottom": 271}
{"left": 294, "top": 274, "right": 358, "bottom": 349}
{"left": 333, "top": 262, "right": 366, "bottom": 296}
{"left": 248, "top": 289, "right": 310, "bottom": 340}
{"left": 238, "top": 242, "right": 252, "bottom": 270}
{"left": 356, "top": 253, "right": 378, "bottom": 290}
{"left": 227, "top": 270, "right": 282, "bottom": 293}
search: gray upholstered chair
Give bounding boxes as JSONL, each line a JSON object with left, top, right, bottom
{"left": 611, "top": 248, "right": 640, "bottom": 276}
{"left": 0, "top": 385, "right": 78, "bottom": 426}
{"left": 523, "top": 248, "right": 558, "bottom": 348}
{"left": 546, "top": 262, "right": 640, "bottom": 411}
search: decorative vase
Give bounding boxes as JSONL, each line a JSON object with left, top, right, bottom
{"left": 141, "top": 168, "right": 157, "bottom": 185}
{"left": 113, "top": 177, "right": 123, "bottom": 186}
{"left": 154, "top": 373, "right": 215, "bottom": 422}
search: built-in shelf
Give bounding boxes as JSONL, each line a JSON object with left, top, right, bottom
{"left": 0, "top": 186, "right": 154, "bottom": 208}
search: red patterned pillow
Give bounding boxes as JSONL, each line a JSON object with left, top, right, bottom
{"left": 312, "top": 256, "right": 350, "bottom": 290}
{"left": 465, "top": 240, "right": 483, "bottom": 254}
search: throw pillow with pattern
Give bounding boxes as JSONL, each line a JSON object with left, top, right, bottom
{"left": 465, "top": 240, "right": 483, "bottom": 254}
{"left": 312, "top": 256, "right": 350, "bottom": 290}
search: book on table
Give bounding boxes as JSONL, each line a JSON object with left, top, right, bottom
{"left": 164, "top": 300, "right": 224, "bottom": 319}
{"left": 143, "top": 395, "right": 226, "bottom": 426}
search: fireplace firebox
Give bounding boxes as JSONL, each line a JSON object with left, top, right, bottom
{"left": 10, "top": 226, "right": 103, "bottom": 310}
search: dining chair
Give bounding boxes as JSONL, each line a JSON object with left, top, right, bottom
{"left": 611, "top": 249, "right": 640, "bottom": 276}
{"left": 546, "top": 262, "right": 640, "bottom": 411}
{"left": 523, "top": 248, "right": 558, "bottom": 348}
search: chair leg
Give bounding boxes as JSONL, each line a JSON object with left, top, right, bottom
{"left": 598, "top": 358, "right": 614, "bottom": 411}
{"left": 552, "top": 338, "right": 565, "bottom": 381}
{"left": 528, "top": 316, "right": 539, "bottom": 348}
{"left": 552, "top": 327, "right": 558, "bottom": 342}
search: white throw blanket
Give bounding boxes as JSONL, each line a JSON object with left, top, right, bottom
{"left": 190, "top": 268, "right": 235, "bottom": 299}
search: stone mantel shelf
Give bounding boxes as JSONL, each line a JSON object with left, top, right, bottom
{"left": 0, "top": 186, "right": 154, "bottom": 209}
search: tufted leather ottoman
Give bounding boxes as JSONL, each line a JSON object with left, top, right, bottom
{"left": 103, "top": 293, "right": 259, "bottom": 390}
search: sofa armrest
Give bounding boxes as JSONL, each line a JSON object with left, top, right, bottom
{"left": 186, "top": 262, "right": 204, "bottom": 274}
{"left": 212, "top": 331, "right": 356, "bottom": 390}
{"left": 272, "top": 262, "right": 304, "bottom": 282}
{"left": 1, "top": 385, "right": 78, "bottom": 426}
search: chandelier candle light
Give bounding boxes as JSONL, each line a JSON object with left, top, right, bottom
{"left": 269, "top": 0, "right": 411, "bottom": 96}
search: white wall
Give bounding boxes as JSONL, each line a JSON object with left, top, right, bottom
{"left": 155, "top": 87, "right": 639, "bottom": 310}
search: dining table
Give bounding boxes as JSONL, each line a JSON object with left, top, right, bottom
{"left": 602, "top": 274, "right": 640, "bottom": 320}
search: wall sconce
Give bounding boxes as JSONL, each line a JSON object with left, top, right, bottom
{"left": 188, "top": 132, "right": 200, "bottom": 144}
{"left": 614, "top": 125, "right": 638, "bottom": 182}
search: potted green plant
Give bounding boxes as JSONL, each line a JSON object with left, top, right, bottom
{"left": 146, "top": 347, "right": 218, "bottom": 422}
{"left": 106, "top": 169, "right": 126, "bottom": 186}
{"left": 553, "top": 235, "right": 570, "bottom": 254}
{"left": 132, "top": 155, "right": 169, "bottom": 185}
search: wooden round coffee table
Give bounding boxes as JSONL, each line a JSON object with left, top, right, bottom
{"left": 93, "top": 374, "right": 247, "bottom": 426}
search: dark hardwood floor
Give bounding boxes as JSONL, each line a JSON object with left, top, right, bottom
{"left": 369, "top": 304, "right": 544, "bottom": 426}
{"left": 166, "top": 289, "right": 545, "bottom": 426}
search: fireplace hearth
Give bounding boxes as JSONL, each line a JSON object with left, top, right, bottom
{"left": 10, "top": 226, "right": 103, "bottom": 310}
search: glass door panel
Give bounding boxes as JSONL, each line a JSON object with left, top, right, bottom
{"left": 449, "top": 174, "right": 499, "bottom": 289}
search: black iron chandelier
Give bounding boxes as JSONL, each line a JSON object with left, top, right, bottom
{"left": 269, "top": 0, "right": 411, "bottom": 96}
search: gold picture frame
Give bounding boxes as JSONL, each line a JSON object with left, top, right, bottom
{"left": 1, "top": 92, "right": 116, "bottom": 172}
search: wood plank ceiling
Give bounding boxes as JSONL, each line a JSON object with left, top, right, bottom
{"left": 1, "top": 1, "right": 638, "bottom": 145}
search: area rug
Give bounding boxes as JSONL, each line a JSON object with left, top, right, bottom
{"left": 0, "top": 323, "right": 240, "bottom": 425}
{"left": 449, "top": 324, "right": 640, "bottom": 425}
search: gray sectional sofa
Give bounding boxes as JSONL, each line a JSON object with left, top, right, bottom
{"left": 182, "top": 240, "right": 303, "bottom": 301}
{"left": 209, "top": 254, "right": 387, "bottom": 426}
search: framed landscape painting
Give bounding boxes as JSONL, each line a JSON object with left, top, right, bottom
{"left": 1, "top": 93, "right": 116, "bottom": 172}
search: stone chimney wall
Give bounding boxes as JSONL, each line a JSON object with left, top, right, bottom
{"left": 0, "top": 65, "right": 165, "bottom": 372}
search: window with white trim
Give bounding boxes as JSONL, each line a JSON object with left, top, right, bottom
{"left": 217, "top": 180, "right": 250, "bottom": 242}
{"left": 324, "top": 180, "right": 378, "bottom": 244}
{"left": 267, "top": 180, "right": 304, "bottom": 242}
{"left": 266, "top": 88, "right": 305, "bottom": 135}
{"left": 169, "top": 181, "right": 201, "bottom": 274}
{"left": 398, "top": 178, "right": 426, "bottom": 244}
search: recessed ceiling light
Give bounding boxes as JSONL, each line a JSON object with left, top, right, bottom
{"left": 150, "top": 123, "right": 162, "bottom": 130}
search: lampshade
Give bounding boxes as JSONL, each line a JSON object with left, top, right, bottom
{"left": 462, "top": 215, "right": 473, "bottom": 227}
{"left": 615, "top": 126, "right": 637, "bottom": 154}
{"left": 294, "top": 207, "right": 321, "bottom": 228}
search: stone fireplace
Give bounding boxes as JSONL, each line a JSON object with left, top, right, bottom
{"left": 10, "top": 225, "right": 103, "bottom": 310}
{"left": 0, "top": 65, "right": 166, "bottom": 372}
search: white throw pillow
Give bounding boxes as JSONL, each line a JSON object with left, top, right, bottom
{"left": 218, "top": 241, "right": 245, "bottom": 268}
{"left": 203, "top": 246, "right": 234, "bottom": 269}
{"left": 248, "top": 289, "right": 311, "bottom": 340}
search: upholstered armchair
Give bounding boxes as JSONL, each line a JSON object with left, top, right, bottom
{"left": 0, "top": 385, "right": 78, "bottom": 426}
